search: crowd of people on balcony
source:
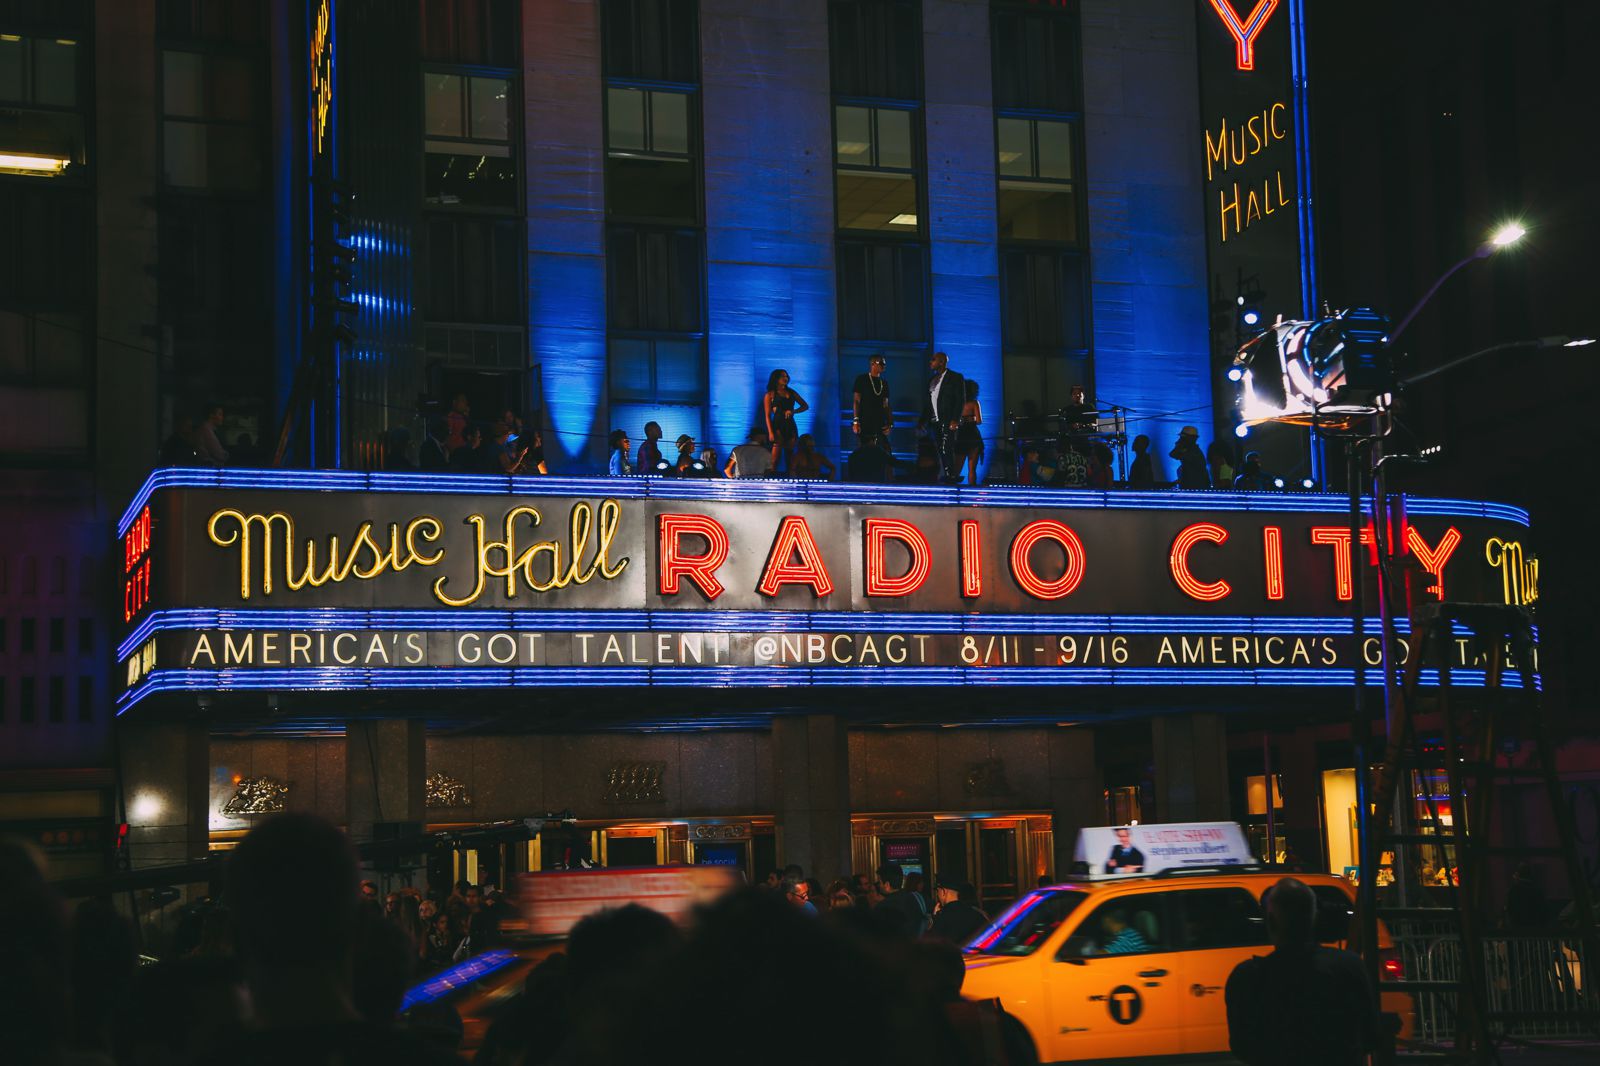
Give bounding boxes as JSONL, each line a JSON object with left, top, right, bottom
{"left": 157, "top": 353, "right": 1301, "bottom": 491}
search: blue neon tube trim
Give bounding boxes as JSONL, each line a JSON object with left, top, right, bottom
{"left": 115, "top": 664, "right": 1534, "bottom": 716}
{"left": 400, "top": 949, "right": 517, "bottom": 1011}
{"left": 117, "top": 467, "right": 1530, "bottom": 537}
{"left": 116, "top": 608, "right": 1533, "bottom": 664}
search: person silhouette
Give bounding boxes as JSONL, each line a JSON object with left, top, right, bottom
{"left": 1225, "top": 877, "right": 1379, "bottom": 1066}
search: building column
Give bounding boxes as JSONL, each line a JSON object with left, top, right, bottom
{"left": 1048, "top": 726, "right": 1102, "bottom": 879}
{"left": 1152, "top": 713, "right": 1229, "bottom": 823}
{"left": 1079, "top": 0, "right": 1213, "bottom": 483}
{"left": 700, "top": 0, "right": 835, "bottom": 466}
{"left": 345, "top": 719, "right": 425, "bottom": 845}
{"left": 771, "top": 714, "right": 852, "bottom": 884}
{"left": 925, "top": 0, "right": 1002, "bottom": 480}
{"left": 524, "top": 0, "right": 607, "bottom": 471}
{"left": 119, "top": 722, "right": 209, "bottom": 866}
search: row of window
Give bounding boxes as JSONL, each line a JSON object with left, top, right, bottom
{"left": 0, "top": 616, "right": 97, "bottom": 655}
{"left": 564, "top": 0, "right": 1090, "bottom": 438}
{"left": 0, "top": 554, "right": 96, "bottom": 598}
{"left": 0, "top": 674, "right": 98, "bottom": 725}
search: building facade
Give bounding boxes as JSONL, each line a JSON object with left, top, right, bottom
{"left": 13, "top": 0, "right": 1560, "bottom": 922}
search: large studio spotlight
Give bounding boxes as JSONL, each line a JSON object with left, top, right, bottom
{"left": 1229, "top": 306, "right": 1393, "bottom": 432}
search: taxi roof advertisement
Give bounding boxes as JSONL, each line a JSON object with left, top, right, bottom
{"left": 1073, "top": 822, "right": 1255, "bottom": 877}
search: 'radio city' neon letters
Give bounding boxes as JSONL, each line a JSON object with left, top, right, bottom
{"left": 864, "top": 518, "right": 933, "bottom": 597}
{"left": 758, "top": 516, "right": 835, "bottom": 598}
{"left": 1170, "top": 523, "right": 1233, "bottom": 602}
{"left": 658, "top": 513, "right": 730, "bottom": 601}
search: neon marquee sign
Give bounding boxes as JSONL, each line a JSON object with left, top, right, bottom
{"left": 111, "top": 469, "right": 1535, "bottom": 706}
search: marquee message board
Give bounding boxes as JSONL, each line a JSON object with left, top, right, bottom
{"left": 115, "top": 469, "right": 1538, "bottom": 711}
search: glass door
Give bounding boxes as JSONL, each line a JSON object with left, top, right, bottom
{"left": 976, "top": 821, "right": 1020, "bottom": 915}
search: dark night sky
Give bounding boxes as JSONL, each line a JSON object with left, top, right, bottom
{"left": 1309, "top": 0, "right": 1600, "bottom": 719}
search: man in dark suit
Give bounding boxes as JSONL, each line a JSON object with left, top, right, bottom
{"left": 920, "top": 351, "right": 966, "bottom": 484}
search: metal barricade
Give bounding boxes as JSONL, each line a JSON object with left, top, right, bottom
{"left": 1395, "top": 922, "right": 1597, "bottom": 1044}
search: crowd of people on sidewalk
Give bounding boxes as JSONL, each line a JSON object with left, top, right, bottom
{"left": 3, "top": 810, "right": 1420, "bottom": 1066}
{"left": 0, "top": 816, "right": 1034, "bottom": 1066}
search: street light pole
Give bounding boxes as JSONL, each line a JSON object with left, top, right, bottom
{"left": 1387, "top": 223, "right": 1527, "bottom": 348}
{"left": 1403, "top": 335, "right": 1594, "bottom": 387}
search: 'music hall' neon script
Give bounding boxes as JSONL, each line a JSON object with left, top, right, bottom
{"left": 204, "top": 501, "right": 1464, "bottom": 607}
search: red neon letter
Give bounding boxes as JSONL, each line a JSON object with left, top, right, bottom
{"left": 1170, "top": 522, "right": 1232, "bottom": 602}
{"left": 1310, "top": 525, "right": 1378, "bottom": 601}
{"left": 864, "top": 518, "right": 932, "bottom": 597}
{"left": 1262, "top": 525, "right": 1285, "bottom": 600}
{"left": 758, "top": 516, "right": 834, "bottom": 598}
{"left": 1207, "top": 0, "right": 1279, "bottom": 71}
{"left": 960, "top": 520, "right": 982, "bottom": 599}
{"left": 658, "top": 514, "right": 730, "bottom": 601}
{"left": 1008, "top": 520, "right": 1087, "bottom": 600}
{"left": 1405, "top": 525, "right": 1462, "bottom": 600}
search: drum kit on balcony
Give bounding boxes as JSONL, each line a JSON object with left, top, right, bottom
{"left": 1000, "top": 402, "right": 1129, "bottom": 486}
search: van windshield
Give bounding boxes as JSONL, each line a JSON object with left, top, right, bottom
{"left": 965, "top": 889, "right": 1087, "bottom": 956}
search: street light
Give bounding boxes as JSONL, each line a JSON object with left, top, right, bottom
{"left": 1489, "top": 221, "right": 1527, "bottom": 248}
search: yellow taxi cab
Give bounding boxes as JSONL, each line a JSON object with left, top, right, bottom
{"left": 959, "top": 866, "right": 1412, "bottom": 1063}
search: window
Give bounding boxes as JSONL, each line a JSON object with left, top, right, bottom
{"left": 0, "top": 186, "right": 89, "bottom": 315}
{"left": 606, "top": 87, "right": 697, "bottom": 222}
{"left": 76, "top": 674, "right": 92, "bottom": 722}
{"left": 159, "top": 0, "right": 263, "bottom": 43}
{"left": 602, "top": 0, "right": 699, "bottom": 84}
{"left": 1175, "top": 889, "right": 1269, "bottom": 950}
{"left": 837, "top": 240, "right": 926, "bottom": 343}
{"left": 997, "top": 117, "right": 1078, "bottom": 243}
{"left": 20, "top": 618, "right": 35, "bottom": 653}
{"left": 0, "top": 34, "right": 77, "bottom": 107}
{"left": 47, "top": 675, "right": 63, "bottom": 722}
{"left": 1002, "top": 248, "right": 1085, "bottom": 350}
{"left": 991, "top": 3, "right": 1081, "bottom": 113}
{"left": 1310, "top": 885, "right": 1354, "bottom": 944}
{"left": 609, "top": 337, "right": 705, "bottom": 404}
{"left": 606, "top": 227, "right": 703, "bottom": 333}
{"left": 421, "top": 0, "right": 519, "bottom": 66}
{"left": 159, "top": 200, "right": 270, "bottom": 377}
{"left": 76, "top": 617, "right": 91, "bottom": 654}
{"left": 162, "top": 49, "right": 260, "bottom": 190}
{"left": 829, "top": 0, "right": 921, "bottom": 101}
{"left": 1059, "top": 893, "right": 1174, "bottom": 958}
{"left": 423, "top": 217, "right": 522, "bottom": 324}
{"left": 422, "top": 72, "right": 516, "bottom": 208}
{"left": 20, "top": 676, "right": 35, "bottom": 723}
{"left": 47, "top": 617, "right": 62, "bottom": 653}
{"left": 968, "top": 889, "right": 1086, "bottom": 957}
{"left": 834, "top": 105, "right": 919, "bottom": 233}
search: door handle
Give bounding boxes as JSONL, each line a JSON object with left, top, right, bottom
{"left": 1138, "top": 968, "right": 1168, "bottom": 978}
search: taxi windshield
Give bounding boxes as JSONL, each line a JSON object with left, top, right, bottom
{"left": 964, "top": 889, "right": 1086, "bottom": 956}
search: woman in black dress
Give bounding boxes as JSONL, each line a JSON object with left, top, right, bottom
{"left": 763, "top": 368, "right": 809, "bottom": 473}
{"left": 957, "top": 378, "right": 984, "bottom": 486}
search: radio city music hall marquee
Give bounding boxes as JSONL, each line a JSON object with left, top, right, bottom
{"left": 115, "top": 469, "right": 1538, "bottom": 711}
